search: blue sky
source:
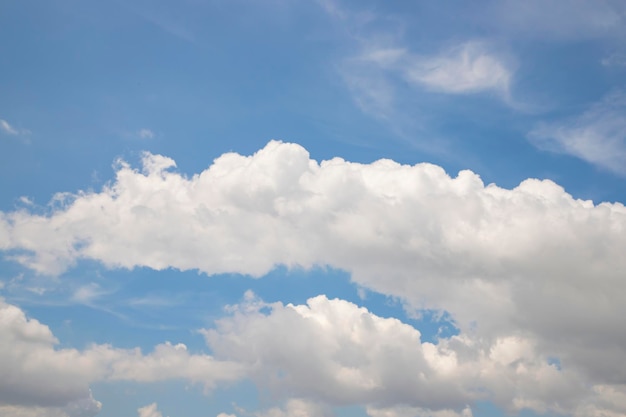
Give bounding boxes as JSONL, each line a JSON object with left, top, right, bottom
{"left": 1, "top": 1, "right": 626, "bottom": 417}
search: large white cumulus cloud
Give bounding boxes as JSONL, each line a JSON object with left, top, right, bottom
{"left": 204, "top": 293, "right": 608, "bottom": 416}
{"left": 1, "top": 140, "right": 626, "bottom": 415}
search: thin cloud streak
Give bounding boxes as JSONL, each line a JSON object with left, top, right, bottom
{"left": 0, "top": 118, "right": 29, "bottom": 137}
{"left": 529, "top": 89, "right": 626, "bottom": 176}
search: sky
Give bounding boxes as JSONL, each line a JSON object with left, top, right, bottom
{"left": 1, "top": 1, "right": 626, "bottom": 417}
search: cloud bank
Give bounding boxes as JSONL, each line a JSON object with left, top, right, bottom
{"left": 1, "top": 141, "right": 626, "bottom": 415}
{"left": 204, "top": 293, "right": 622, "bottom": 416}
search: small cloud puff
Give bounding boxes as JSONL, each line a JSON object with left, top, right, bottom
{"left": 138, "top": 128, "right": 155, "bottom": 139}
{"left": 138, "top": 403, "right": 164, "bottom": 417}
{"left": 1, "top": 118, "right": 30, "bottom": 137}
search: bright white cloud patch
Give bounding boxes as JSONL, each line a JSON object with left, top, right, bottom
{"left": 204, "top": 293, "right": 592, "bottom": 415}
{"left": 0, "top": 118, "right": 29, "bottom": 136}
{"left": 138, "top": 403, "right": 164, "bottom": 417}
{"left": 366, "top": 405, "right": 473, "bottom": 417}
{"left": 402, "top": 42, "right": 512, "bottom": 96}
{"left": 1, "top": 141, "right": 626, "bottom": 415}
{"left": 0, "top": 298, "right": 243, "bottom": 414}
{"left": 253, "top": 398, "right": 332, "bottom": 417}
{"left": 342, "top": 41, "right": 513, "bottom": 119}
{"left": 529, "top": 89, "right": 626, "bottom": 175}
{"left": 1, "top": 118, "right": 19, "bottom": 135}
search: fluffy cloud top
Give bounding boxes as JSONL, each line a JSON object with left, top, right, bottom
{"left": 203, "top": 294, "right": 586, "bottom": 415}
{"left": 1, "top": 141, "right": 624, "bottom": 334}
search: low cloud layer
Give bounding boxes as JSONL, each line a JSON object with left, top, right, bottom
{"left": 204, "top": 293, "right": 622, "bottom": 416}
{"left": 0, "top": 299, "right": 243, "bottom": 416}
{"left": 1, "top": 141, "right": 625, "bottom": 415}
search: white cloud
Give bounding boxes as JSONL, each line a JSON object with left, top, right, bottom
{"left": 1, "top": 119, "right": 19, "bottom": 135}
{"left": 108, "top": 341, "right": 244, "bottom": 387}
{"left": 321, "top": 0, "right": 516, "bottom": 122}
{"left": 138, "top": 403, "right": 164, "bottom": 417}
{"left": 0, "top": 393, "right": 101, "bottom": 417}
{"left": 1, "top": 118, "right": 29, "bottom": 136}
{"left": 341, "top": 41, "right": 513, "bottom": 120}
{"left": 366, "top": 405, "right": 473, "bottom": 417}
{"left": 1, "top": 141, "right": 626, "bottom": 414}
{"left": 204, "top": 293, "right": 617, "bottom": 415}
{"left": 71, "top": 283, "right": 106, "bottom": 304}
{"left": 253, "top": 398, "right": 333, "bottom": 417}
{"left": 0, "top": 298, "right": 244, "bottom": 412}
{"left": 138, "top": 129, "right": 155, "bottom": 139}
{"left": 402, "top": 42, "right": 511, "bottom": 96}
{"left": 529, "top": 89, "right": 626, "bottom": 175}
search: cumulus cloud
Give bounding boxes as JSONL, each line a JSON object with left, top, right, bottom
{"left": 1, "top": 141, "right": 626, "bottom": 414}
{"left": 366, "top": 405, "right": 473, "bottom": 417}
{"left": 203, "top": 294, "right": 590, "bottom": 415}
{"left": 0, "top": 298, "right": 243, "bottom": 413}
{"left": 138, "top": 403, "right": 164, "bottom": 417}
{"left": 0, "top": 393, "right": 101, "bottom": 417}
{"left": 253, "top": 398, "right": 333, "bottom": 417}
{"left": 138, "top": 129, "right": 155, "bottom": 139}
{"left": 529, "top": 89, "right": 626, "bottom": 175}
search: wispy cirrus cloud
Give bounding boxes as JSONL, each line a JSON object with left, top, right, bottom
{"left": 345, "top": 40, "right": 513, "bottom": 115}
{"left": 529, "top": 89, "right": 626, "bottom": 175}
{"left": 320, "top": 0, "right": 516, "bottom": 143}
{"left": 403, "top": 42, "right": 512, "bottom": 96}
{"left": 602, "top": 52, "right": 626, "bottom": 67}
{"left": 0, "top": 118, "right": 30, "bottom": 137}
